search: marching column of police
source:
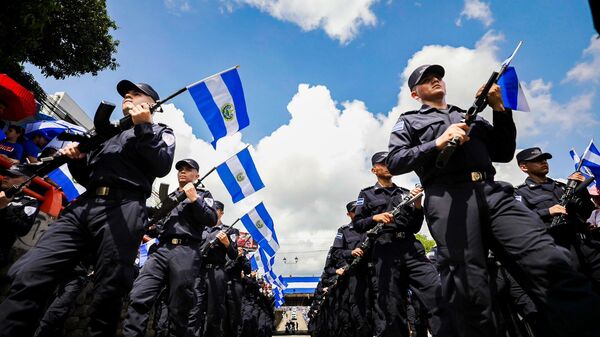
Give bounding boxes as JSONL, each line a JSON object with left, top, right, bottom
{"left": 309, "top": 64, "right": 600, "bottom": 337}
{"left": 1, "top": 63, "right": 600, "bottom": 337}
{"left": 0, "top": 81, "right": 274, "bottom": 337}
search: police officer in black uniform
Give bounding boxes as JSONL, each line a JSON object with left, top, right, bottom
{"left": 353, "top": 152, "right": 452, "bottom": 337}
{"left": 122, "top": 158, "right": 217, "bottom": 337}
{"left": 387, "top": 64, "right": 600, "bottom": 337}
{"left": 221, "top": 201, "right": 252, "bottom": 337}
{"left": 0, "top": 80, "right": 176, "bottom": 337}
{"left": 331, "top": 201, "right": 371, "bottom": 337}
{"left": 190, "top": 200, "right": 238, "bottom": 337}
{"left": 514, "top": 147, "right": 600, "bottom": 289}
{"left": 0, "top": 168, "right": 39, "bottom": 270}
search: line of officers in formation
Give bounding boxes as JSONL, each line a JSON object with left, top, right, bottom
{"left": 0, "top": 80, "right": 275, "bottom": 337}
{"left": 308, "top": 64, "right": 600, "bottom": 337}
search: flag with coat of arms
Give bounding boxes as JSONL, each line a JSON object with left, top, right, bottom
{"left": 216, "top": 146, "right": 265, "bottom": 203}
{"left": 186, "top": 66, "right": 249, "bottom": 148}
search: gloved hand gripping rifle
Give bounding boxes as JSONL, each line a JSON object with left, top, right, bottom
{"left": 435, "top": 41, "right": 524, "bottom": 168}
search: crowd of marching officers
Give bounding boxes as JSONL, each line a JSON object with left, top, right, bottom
{"left": 309, "top": 64, "right": 600, "bottom": 337}
{"left": 0, "top": 80, "right": 275, "bottom": 337}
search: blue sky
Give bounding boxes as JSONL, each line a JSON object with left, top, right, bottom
{"left": 25, "top": 1, "right": 600, "bottom": 275}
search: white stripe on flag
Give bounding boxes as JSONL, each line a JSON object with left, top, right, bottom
{"left": 227, "top": 154, "right": 256, "bottom": 198}
{"left": 285, "top": 281, "right": 319, "bottom": 289}
{"left": 205, "top": 76, "right": 239, "bottom": 136}
{"left": 247, "top": 208, "right": 274, "bottom": 243}
{"left": 584, "top": 150, "right": 600, "bottom": 167}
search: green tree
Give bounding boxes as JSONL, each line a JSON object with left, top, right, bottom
{"left": 415, "top": 233, "right": 436, "bottom": 253}
{"left": 0, "top": 0, "right": 119, "bottom": 99}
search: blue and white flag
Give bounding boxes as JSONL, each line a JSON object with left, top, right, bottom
{"left": 187, "top": 67, "right": 249, "bottom": 148}
{"left": 282, "top": 276, "right": 320, "bottom": 295}
{"left": 498, "top": 67, "right": 530, "bottom": 112}
{"left": 217, "top": 147, "right": 264, "bottom": 203}
{"left": 569, "top": 148, "right": 596, "bottom": 188}
{"left": 137, "top": 238, "right": 158, "bottom": 267}
{"left": 580, "top": 140, "right": 600, "bottom": 182}
{"left": 241, "top": 202, "right": 279, "bottom": 256}
{"left": 47, "top": 164, "right": 86, "bottom": 202}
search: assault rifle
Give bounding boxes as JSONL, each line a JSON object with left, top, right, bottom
{"left": 13, "top": 87, "right": 189, "bottom": 197}
{"left": 550, "top": 175, "right": 595, "bottom": 229}
{"left": 332, "top": 189, "right": 424, "bottom": 282}
{"left": 200, "top": 218, "right": 241, "bottom": 258}
{"left": 436, "top": 41, "right": 524, "bottom": 168}
{"left": 148, "top": 167, "right": 216, "bottom": 227}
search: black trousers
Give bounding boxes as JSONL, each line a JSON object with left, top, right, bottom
{"left": 347, "top": 267, "right": 372, "bottom": 337}
{"left": 224, "top": 279, "right": 244, "bottom": 337}
{"left": 190, "top": 266, "right": 227, "bottom": 337}
{"left": 370, "top": 234, "right": 453, "bottom": 337}
{"left": 122, "top": 243, "right": 200, "bottom": 337}
{"left": 35, "top": 264, "right": 89, "bottom": 337}
{"left": 424, "top": 180, "right": 600, "bottom": 337}
{"left": 0, "top": 193, "right": 146, "bottom": 337}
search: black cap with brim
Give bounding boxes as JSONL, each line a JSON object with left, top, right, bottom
{"left": 408, "top": 64, "right": 445, "bottom": 90}
{"left": 175, "top": 159, "right": 200, "bottom": 171}
{"left": 346, "top": 201, "right": 357, "bottom": 213}
{"left": 516, "top": 147, "right": 553, "bottom": 164}
{"left": 214, "top": 200, "right": 224, "bottom": 211}
{"left": 371, "top": 151, "right": 388, "bottom": 166}
{"left": 117, "top": 80, "right": 160, "bottom": 102}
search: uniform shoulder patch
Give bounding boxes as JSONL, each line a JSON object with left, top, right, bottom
{"left": 335, "top": 233, "right": 343, "bottom": 240}
{"left": 355, "top": 198, "right": 365, "bottom": 206}
{"left": 162, "top": 132, "right": 175, "bottom": 147}
{"left": 514, "top": 195, "right": 522, "bottom": 202}
{"left": 392, "top": 120, "right": 405, "bottom": 132}
{"left": 204, "top": 197, "right": 214, "bottom": 207}
{"left": 24, "top": 206, "right": 37, "bottom": 216}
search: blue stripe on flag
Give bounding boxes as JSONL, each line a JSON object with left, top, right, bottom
{"left": 216, "top": 162, "right": 245, "bottom": 203}
{"left": 498, "top": 67, "right": 529, "bottom": 112}
{"left": 250, "top": 254, "right": 259, "bottom": 271}
{"left": 221, "top": 69, "right": 249, "bottom": 130}
{"left": 47, "top": 167, "right": 80, "bottom": 201}
{"left": 187, "top": 82, "right": 228, "bottom": 145}
{"left": 238, "top": 148, "right": 265, "bottom": 192}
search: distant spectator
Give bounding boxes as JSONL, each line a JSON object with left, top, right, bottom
{"left": 21, "top": 138, "right": 42, "bottom": 163}
{"left": 0, "top": 125, "right": 24, "bottom": 164}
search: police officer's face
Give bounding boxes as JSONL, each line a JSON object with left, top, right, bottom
{"left": 177, "top": 166, "right": 199, "bottom": 185}
{"left": 519, "top": 158, "right": 549, "bottom": 176}
{"left": 122, "top": 90, "right": 155, "bottom": 115}
{"left": 347, "top": 211, "right": 355, "bottom": 221}
{"left": 412, "top": 75, "right": 446, "bottom": 102}
{"left": 371, "top": 163, "right": 392, "bottom": 178}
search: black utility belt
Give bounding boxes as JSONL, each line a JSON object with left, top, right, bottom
{"left": 378, "top": 231, "right": 408, "bottom": 240}
{"left": 162, "top": 237, "right": 202, "bottom": 246}
{"left": 202, "top": 263, "right": 224, "bottom": 269}
{"left": 89, "top": 186, "right": 146, "bottom": 199}
{"left": 429, "top": 171, "right": 494, "bottom": 185}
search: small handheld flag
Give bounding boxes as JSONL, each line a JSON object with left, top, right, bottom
{"left": 47, "top": 164, "right": 85, "bottom": 202}
{"left": 241, "top": 202, "right": 279, "bottom": 256}
{"left": 498, "top": 67, "right": 530, "bottom": 112}
{"left": 216, "top": 147, "right": 265, "bottom": 203}
{"left": 187, "top": 66, "right": 249, "bottom": 147}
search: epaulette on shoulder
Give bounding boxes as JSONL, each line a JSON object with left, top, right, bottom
{"left": 360, "top": 185, "right": 375, "bottom": 192}
{"left": 402, "top": 110, "right": 420, "bottom": 116}
{"left": 340, "top": 224, "right": 350, "bottom": 229}
{"left": 514, "top": 182, "right": 527, "bottom": 189}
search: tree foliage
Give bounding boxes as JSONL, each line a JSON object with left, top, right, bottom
{"left": 0, "top": 0, "right": 119, "bottom": 99}
{"left": 415, "top": 233, "right": 436, "bottom": 253}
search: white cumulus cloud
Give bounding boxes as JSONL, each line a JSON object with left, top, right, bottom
{"left": 152, "top": 30, "right": 598, "bottom": 277}
{"left": 227, "top": 0, "right": 379, "bottom": 44}
{"left": 564, "top": 36, "right": 600, "bottom": 83}
{"left": 456, "top": 0, "right": 494, "bottom": 27}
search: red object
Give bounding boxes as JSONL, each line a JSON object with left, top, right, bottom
{"left": 0, "top": 74, "right": 36, "bottom": 121}
{"left": 0, "top": 156, "right": 65, "bottom": 217}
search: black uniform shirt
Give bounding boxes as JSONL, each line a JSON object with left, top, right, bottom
{"left": 225, "top": 254, "right": 252, "bottom": 281}
{"left": 387, "top": 104, "right": 516, "bottom": 186}
{"left": 68, "top": 122, "right": 175, "bottom": 197}
{"left": 331, "top": 223, "right": 367, "bottom": 265}
{"left": 0, "top": 193, "right": 40, "bottom": 264}
{"left": 515, "top": 177, "right": 594, "bottom": 228}
{"left": 201, "top": 223, "right": 237, "bottom": 265}
{"left": 158, "top": 188, "right": 217, "bottom": 242}
{"left": 353, "top": 182, "right": 423, "bottom": 234}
